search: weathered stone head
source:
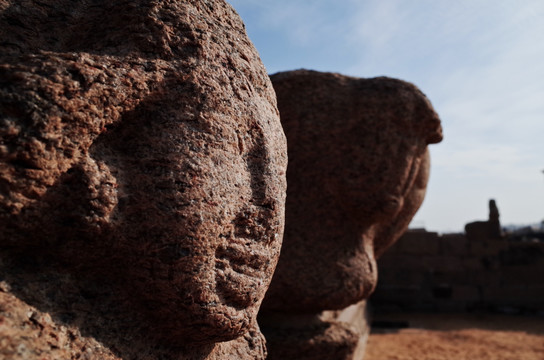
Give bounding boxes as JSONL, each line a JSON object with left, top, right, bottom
{"left": 0, "top": 0, "right": 286, "bottom": 355}
{"left": 262, "top": 70, "right": 443, "bottom": 312}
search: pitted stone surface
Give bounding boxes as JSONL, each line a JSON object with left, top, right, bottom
{"left": 0, "top": 1, "right": 286, "bottom": 358}
{"left": 262, "top": 70, "right": 442, "bottom": 312}
{"left": 259, "top": 69, "right": 442, "bottom": 359}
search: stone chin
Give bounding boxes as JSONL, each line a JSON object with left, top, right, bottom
{"left": 310, "top": 246, "right": 378, "bottom": 311}
{"left": 261, "top": 229, "right": 378, "bottom": 313}
{"left": 118, "top": 231, "right": 281, "bottom": 345}
{"left": 117, "top": 209, "right": 283, "bottom": 344}
{"left": 169, "top": 305, "right": 255, "bottom": 344}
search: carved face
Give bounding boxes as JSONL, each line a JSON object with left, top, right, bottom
{"left": 83, "top": 90, "right": 286, "bottom": 344}
{"left": 1, "top": 61, "right": 286, "bottom": 347}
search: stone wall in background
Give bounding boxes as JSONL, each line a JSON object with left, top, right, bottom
{"left": 371, "top": 228, "right": 544, "bottom": 314}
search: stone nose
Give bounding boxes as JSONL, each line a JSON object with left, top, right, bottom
{"left": 427, "top": 118, "right": 443, "bottom": 144}
{"left": 422, "top": 108, "right": 443, "bottom": 144}
{"left": 413, "top": 95, "right": 443, "bottom": 145}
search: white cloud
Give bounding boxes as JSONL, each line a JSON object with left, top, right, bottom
{"left": 346, "top": 1, "right": 406, "bottom": 52}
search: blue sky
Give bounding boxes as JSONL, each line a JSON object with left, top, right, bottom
{"left": 228, "top": 0, "right": 544, "bottom": 233}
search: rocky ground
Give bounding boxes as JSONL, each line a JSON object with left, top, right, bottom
{"left": 364, "top": 312, "right": 544, "bottom": 360}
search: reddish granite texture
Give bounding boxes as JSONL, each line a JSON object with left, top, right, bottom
{"left": 0, "top": 1, "right": 286, "bottom": 359}
{"left": 259, "top": 70, "right": 442, "bottom": 359}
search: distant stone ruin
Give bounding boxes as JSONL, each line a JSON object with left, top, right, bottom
{"left": 372, "top": 200, "right": 544, "bottom": 314}
{"left": 465, "top": 199, "right": 502, "bottom": 241}
{"left": 258, "top": 70, "right": 443, "bottom": 360}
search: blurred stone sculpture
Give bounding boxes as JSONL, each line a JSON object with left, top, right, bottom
{"left": 0, "top": 1, "right": 287, "bottom": 359}
{"left": 465, "top": 199, "right": 502, "bottom": 241}
{"left": 259, "top": 70, "right": 443, "bottom": 359}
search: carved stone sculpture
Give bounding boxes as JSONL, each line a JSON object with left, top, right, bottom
{"left": 0, "top": 1, "right": 286, "bottom": 359}
{"left": 259, "top": 70, "right": 443, "bottom": 359}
